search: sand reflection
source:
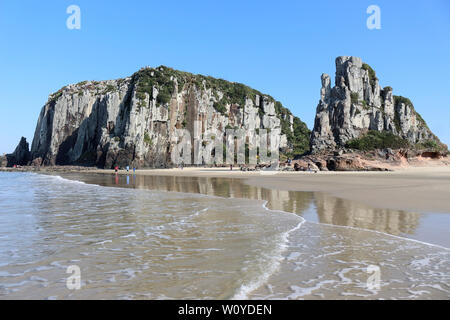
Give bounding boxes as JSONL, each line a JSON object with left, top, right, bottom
{"left": 62, "top": 173, "right": 421, "bottom": 238}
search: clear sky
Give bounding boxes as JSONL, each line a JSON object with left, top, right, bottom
{"left": 1, "top": 0, "right": 449, "bottom": 153}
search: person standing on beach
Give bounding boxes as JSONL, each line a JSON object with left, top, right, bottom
{"left": 115, "top": 165, "right": 119, "bottom": 173}
{"left": 126, "top": 165, "right": 129, "bottom": 173}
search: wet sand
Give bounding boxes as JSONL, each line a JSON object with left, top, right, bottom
{"left": 67, "top": 167, "right": 450, "bottom": 248}
{"left": 92, "top": 166, "right": 450, "bottom": 214}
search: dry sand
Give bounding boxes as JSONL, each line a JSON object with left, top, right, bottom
{"left": 93, "top": 165, "right": 450, "bottom": 214}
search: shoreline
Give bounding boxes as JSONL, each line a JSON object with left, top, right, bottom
{"left": 52, "top": 169, "right": 450, "bottom": 248}
{"left": 90, "top": 166, "right": 450, "bottom": 214}
{"left": 2, "top": 164, "right": 450, "bottom": 213}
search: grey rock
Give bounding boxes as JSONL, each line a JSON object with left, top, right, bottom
{"left": 30, "top": 67, "right": 307, "bottom": 168}
{"left": 6, "top": 137, "right": 31, "bottom": 167}
{"left": 310, "top": 56, "right": 443, "bottom": 153}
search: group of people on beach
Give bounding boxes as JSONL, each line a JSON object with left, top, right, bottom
{"left": 111, "top": 160, "right": 317, "bottom": 173}
{"left": 114, "top": 165, "right": 136, "bottom": 174}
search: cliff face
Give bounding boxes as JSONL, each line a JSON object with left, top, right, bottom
{"left": 30, "top": 66, "right": 310, "bottom": 168}
{"left": 310, "top": 56, "right": 444, "bottom": 153}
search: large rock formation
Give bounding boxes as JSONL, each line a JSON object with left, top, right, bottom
{"left": 30, "top": 66, "right": 310, "bottom": 168}
{"left": 310, "top": 56, "right": 445, "bottom": 153}
{"left": 6, "top": 137, "right": 31, "bottom": 167}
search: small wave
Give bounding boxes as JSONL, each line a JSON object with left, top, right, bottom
{"left": 288, "top": 280, "right": 337, "bottom": 299}
{"left": 308, "top": 220, "right": 450, "bottom": 251}
{"left": 95, "top": 239, "right": 112, "bottom": 245}
{"left": 192, "top": 207, "right": 209, "bottom": 217}
{"left": 120, "top": 233, "right": 137, "bottom": 238}
{"left": 231, "top": 201, "right": 305, "bottom": 300}
{"left": 42, "top": 174, "right": 88, "bottom": 185}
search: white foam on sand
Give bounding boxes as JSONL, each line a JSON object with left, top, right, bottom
{"left": 44, "top": 174, "right": 88, "bottom": 185}
{"left": 231, "top": 201, "right": 305, "bottom": 300}
{"left": 308, "top": 220, "right": 450, "bottom": 251}
{"left": 288, "top": 280, "right": 337, "bottom": 299}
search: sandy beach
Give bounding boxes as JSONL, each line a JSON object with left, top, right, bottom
{"left": 92, "top": 166, "right": 450, "bottom": 214}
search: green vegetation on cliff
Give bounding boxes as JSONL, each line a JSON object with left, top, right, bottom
{"left": 49, "top": 88, "right": 65, "bottom": 103}
{"left": 393, "top": 95, "right": 413, "bottom": 107}
{"left": 132, "top": 65, "right": 311, "bottom": 155}
{"left": 362, "top": 63, "right": 377, "bottom": 89}
{"left": 144, "top": 132, "right": 153, "bottom": 147}
{"left": 132, "top": 66, "right": 264, "bottom": 110}
{"left": 346, "top": 131, "right": 410, "bottom": 151}
{"left": 133, "top": 67, "right": 177, "bottom": 106}
{"left": 350, "top": 92, "right": 359, "bottom": 104}
{"left": 275, "top": 101, "right": 310, "bottom": 155}
{"left": 346, "top": 131, "right": 447, "bottom": 153}
{"left": 415, "top": 139, "right": 448, "bottom": 153}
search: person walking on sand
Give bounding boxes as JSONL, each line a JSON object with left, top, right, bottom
{"left": 126, "top": 165, "right": 129, "bottom": 173}
{"left": 114, "top": 165, "right": 119, "bottom": 173}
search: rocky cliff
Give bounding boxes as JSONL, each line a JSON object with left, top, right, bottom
{"left": 310, "top": 56, "right": 446, "bottom": 153}
{"left": 30, "top": 66, "right": 310, "bottom": 168}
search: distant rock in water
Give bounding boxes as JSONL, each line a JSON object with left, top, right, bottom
{"left": 0, "top": 154, "right": 6, "bottom": 167}
{"left": 6, "top": 137, "right": 31, "bottom": 167}
{"left": 30, "top": 66, "right": 310, "bottom": 168}
{"left": 310, "top": 56, "right": 446, "bottom": 153}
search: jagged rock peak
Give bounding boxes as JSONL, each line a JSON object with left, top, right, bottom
{"left": 6, "top": 137, "right": 31, "bottom": 167}
{"left": 310, "top": 56, "right": 445, "bottom": 153}
{"left": 30, "top": 65, "right": 310, "bottom": 168}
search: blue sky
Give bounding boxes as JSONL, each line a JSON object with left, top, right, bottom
{"left": 1, "top": 0, "right": 449, "bottom": 153}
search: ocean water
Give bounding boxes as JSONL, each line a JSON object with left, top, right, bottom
{"left": 0, "top": 172, "right": 448, "bottom": 299}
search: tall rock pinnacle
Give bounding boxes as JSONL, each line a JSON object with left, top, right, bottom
{"left": 310, "top": 56, "right": 445, "bottom": 153}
